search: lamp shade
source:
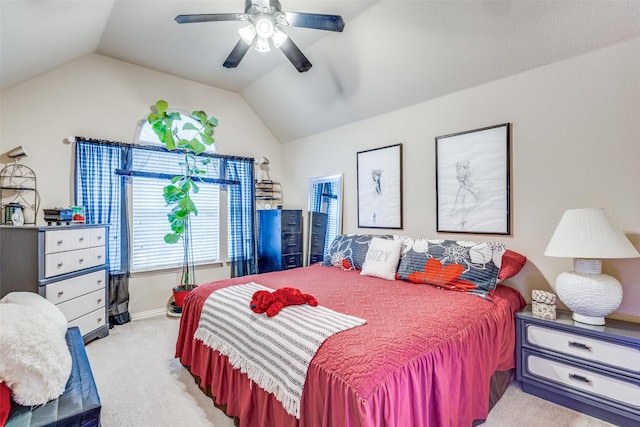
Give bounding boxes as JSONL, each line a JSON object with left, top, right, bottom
{"left": 544, "top": 208, "right": 639, "bottom": 259}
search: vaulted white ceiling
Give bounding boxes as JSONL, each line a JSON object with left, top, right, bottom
{"left": 2, "top": 1, "right": 640, "bottom": 142}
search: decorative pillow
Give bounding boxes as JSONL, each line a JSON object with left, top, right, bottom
{"left": 0, "top": 303, "right": 72, "bottom": 406}
{"left": 321, "top": 234, "right": 392, "bottom": 270}
{"left": 360, "top": 237, "right": 403, "bottom": 281}
{"left": 498, "top": 249, "right": 527, "bottom": 280}
{"left": 397, "top": 238, "right": 507, "bottom": 299}
{"left": 0, "top": 291, "right": 68, "bottom": 338}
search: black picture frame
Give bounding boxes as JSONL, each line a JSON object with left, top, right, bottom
{"left": 357, "top": 143, "right": 403, "bottom": 229}
{"left": 435, "top": 123, "right": 511, "bottom": 235}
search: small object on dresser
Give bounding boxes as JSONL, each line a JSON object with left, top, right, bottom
{"left": 532, "top": 290, "right": 556, "bottom": 320}
{"left": 43, "top": 208, "right": 73, "bottom": 225}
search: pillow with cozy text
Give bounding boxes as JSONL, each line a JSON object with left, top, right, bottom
{"left": 360, "top": 237, "right": 403, "bottom": 281}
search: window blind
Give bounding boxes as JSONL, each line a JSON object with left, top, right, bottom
{"left": 130, "top": 149, "right": 220, "bottom": 272}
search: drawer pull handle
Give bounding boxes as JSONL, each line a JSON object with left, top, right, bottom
{"left": 97, "top": 279, "right": 103, "bottom": 284}
{"left": 97, "top": 235, "right": 102, "bottom": 240}
{"left": 57, "top": 262, "right": 64, "bottom": 269}
{"left": 568, "top": 373, "right": 592, "bottom": 385}
{"left": 97, "top": 298, "right": 102, "bottom": 304}
{"left": 79, "top": 237, "right": 84, "bottom": 242}
{"left": 97, "top": 317, "right": 102, "bottom": 323}
{"left": 97, "top": 255, "right": 102, "bottom": 260}
{"left": 57, "top": 240, "right": 63, "bottom": 246}
{"left": 79, "top": 258, "right": 84, "bottom": 263}
{"left": 57, "top": 291, "right": 64, "bottom": 297}
{"left": 568, "top": 341, "right": 592, "bottom": 351}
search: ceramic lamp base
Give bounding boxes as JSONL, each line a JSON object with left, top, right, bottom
{"left": 555, "top": 271, "right": 622, "bottom": 326}
{"left": 571, "top": 312, "right": 605, "bottom": 326}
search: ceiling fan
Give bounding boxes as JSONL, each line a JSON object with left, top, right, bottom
{"left": 175, "top": 0, "right": 345, "bottom": 73}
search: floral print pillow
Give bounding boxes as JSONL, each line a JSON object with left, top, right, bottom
{"left": 396, "top": 238, "right": 506, "bottom": 299}
{"left": 321, "top": 234, "right": 392, "bottom": 271}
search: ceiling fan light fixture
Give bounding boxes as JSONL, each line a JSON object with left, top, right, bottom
{"left": 238, "top": 25, "right": 256, "bottom": 45}
{"left": 255, "top": 36, "right": 271, "bottom": 53}
{"left": 254, "top": 17, "right": 274, "bottom": 39}
{"left": 272, "top": 27, "right": 288, "bottom": 48}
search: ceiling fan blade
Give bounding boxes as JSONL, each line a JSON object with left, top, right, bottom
{"left": 175, "top": 13, "right": 245, "bottom": 24}
{"left": 283, "top": 12, "right": 345, "bottom": 32}
{"left": 279, "top": 38, "right": 312, "bottom": 73}
{"left": 223, "top": 40, "right": 252, "bottom": 69}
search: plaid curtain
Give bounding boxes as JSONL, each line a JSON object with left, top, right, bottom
{"left": 227, "top": 158, "right": 257, "bottom": 277}
{"left": 75, "top": 140, "right": 131, "bottom": 325}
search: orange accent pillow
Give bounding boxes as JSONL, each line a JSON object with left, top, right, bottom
{"left": 498, "top": 249, "right": 527, "bottom": 280}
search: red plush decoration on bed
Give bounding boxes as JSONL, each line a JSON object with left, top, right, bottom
{"left": 250, "top": 287, "right": 318, "bottom": 317}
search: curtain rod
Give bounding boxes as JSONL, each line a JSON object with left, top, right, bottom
{"left": 75, "top": 136, "right": 255, "bottom": 162}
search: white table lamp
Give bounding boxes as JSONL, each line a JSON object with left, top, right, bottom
{"left": 544, "top": 208, "right": 639, "bottom": 325}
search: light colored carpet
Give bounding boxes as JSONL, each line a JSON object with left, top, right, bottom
{"left": 85, "top": 316, "right": 614, "bottom": 427}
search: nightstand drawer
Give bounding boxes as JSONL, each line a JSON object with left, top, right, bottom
{"left": 526, "top": 324, "right": 640, "bottom": 373}
{"left": 526, "top": 353, "right": 640, "bottom": 408}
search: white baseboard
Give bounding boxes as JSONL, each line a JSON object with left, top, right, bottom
{"left": 131, "top": 308, "right": 167, "bottom": 321}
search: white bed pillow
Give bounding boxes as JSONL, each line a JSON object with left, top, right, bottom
{"left": 1, "top": 291, "right": 68, "bottom": 338}
{"left": 0, "top": 303, "right": 72, "bottom": 406}
{"left": 360, "top": 237, "right": 403, "bottom": 281}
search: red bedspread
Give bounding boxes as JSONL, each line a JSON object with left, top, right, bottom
{"left": 176, "top": 264, "right": 526, "bottom": 427}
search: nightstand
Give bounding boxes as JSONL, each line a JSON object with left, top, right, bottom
{"left": 516, "top": 307, "right": 640, "bottom": 426}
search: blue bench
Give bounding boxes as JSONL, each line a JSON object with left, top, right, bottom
{"left": 6, "top": 327, "right": 102, "bottom": 427}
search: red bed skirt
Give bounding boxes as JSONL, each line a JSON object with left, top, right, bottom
{"left": 175, "top": 265, "right": 526, "bottom": 427}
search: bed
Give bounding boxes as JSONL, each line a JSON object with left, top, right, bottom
{"left": 176, "top": 236, "right": 527, "bottom": 427}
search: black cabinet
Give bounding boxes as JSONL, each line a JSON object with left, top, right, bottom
{"left": 258, "top": 209, "right": 303, "bottom": 273}
{"left": 308, "top": 211, "right": 328, "bottom": 265}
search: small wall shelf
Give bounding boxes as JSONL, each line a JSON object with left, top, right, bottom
{"left": 1, "top": 163, "right": 39, "bottom": 224}
{"left": 255, "top": 180, "right": 282, "bottom": 209}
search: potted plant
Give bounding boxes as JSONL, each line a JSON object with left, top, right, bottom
{"left": 146, "top": 100, "right": 218, "bottom": 306}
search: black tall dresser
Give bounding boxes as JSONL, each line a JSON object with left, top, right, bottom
{"left": 258, "top": 209, "right": 303, "bottom": 273}
{"left": 308, "top": 211, "right": 328, "bottom": 265}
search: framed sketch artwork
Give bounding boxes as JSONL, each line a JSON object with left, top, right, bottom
{"left": 357, "top": 144, "right": 403, "bottom": 229}
{"left": 435, "top": 123, "right": 511, "bottom": 235}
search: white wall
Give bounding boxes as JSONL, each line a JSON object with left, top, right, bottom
{"left": 282, "top": 37, "right": 640, "bottom": 323}
{"left": 0, "top": 54, "right": 282, "bottom": 316}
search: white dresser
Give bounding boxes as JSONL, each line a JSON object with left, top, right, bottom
{"left": 0, "top": 224, "right": 109, "bottom": 343}
{"left": 516, "top": 307, "right": 640, "bottom": 426}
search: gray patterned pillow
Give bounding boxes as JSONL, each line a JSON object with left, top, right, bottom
{"left": 397, "top": 238, "right": 505, "bottom": 299}
{"left": 321, "top": 234, "right": 392, "bottom": 270}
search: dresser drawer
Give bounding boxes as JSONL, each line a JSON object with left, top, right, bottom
{"left": 281, "top": 253, "right": 301, "bottom": 270}
{"left": 280, "top": 211, "right": 302, "bottom": 233}
{"left": 44, "top": 227, "right": 105, "bottom": 254}
{"left": 311, "top": 213, "right": 328, "bottom": 229}
{"left": 309, "top": 253, "right": 325, "bottom": 265}
{"left": 68, "top": 307, "right": 107, "bottom": 337}
{"left": 309, "top": 233, "right": 325, "bottom": 251}
{"left": 45, "top": 270, "right": 107, "bottom": 304}
{"left": 526, "top": 324, "right": 640, "bottom": 373}
{"left": 44, "top": 246, "right": 106, "bottom": 278}
{"left": 525, "top": 353, "right": 640, "bottom": 408}
{"left": 281, "top": 232, "right": 302, "bottom": 254}
{"left": 56, "top": 289, "right": 106, "bottom": 322}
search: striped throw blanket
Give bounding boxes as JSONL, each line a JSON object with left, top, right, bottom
{"left": 194, "top": 282, "right": 366, "bottom": 418}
